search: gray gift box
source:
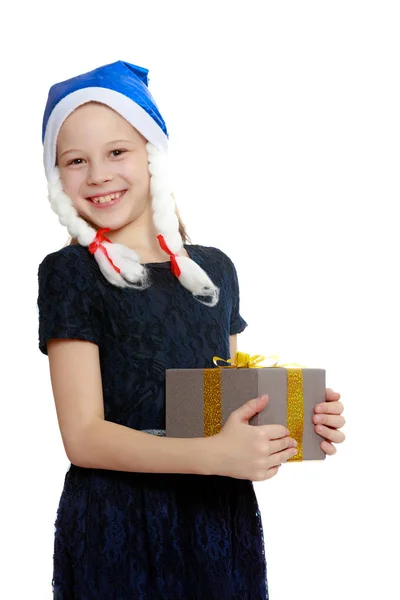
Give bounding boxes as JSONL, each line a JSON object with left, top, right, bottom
{"left": 165, "top": 367, "right": 326, "bottom": 461}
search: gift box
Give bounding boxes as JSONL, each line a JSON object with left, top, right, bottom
{"left": 165, "top": 353, "right": 326, "bottom": 461}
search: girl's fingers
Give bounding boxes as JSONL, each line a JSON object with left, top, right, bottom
{"left": 315, "top": 401, "right": 344, "bottom": 415}
{"left": 314, "top": 424, "right": 346, "bottom": 443}
{"left": 269, "top": 436, "right": 296, "bottom": 454}
{"left": 313, "top": 414, "right": 346, "bottom": 428}
{"left": 325, "top": 388, "right": 341, "bottom": 401}
{"left": 321, "top": 440, "right": 337, "bottom": 455}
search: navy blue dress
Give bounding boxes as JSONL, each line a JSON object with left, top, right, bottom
{"left": 37, "top": 243, "right": 269, "bottom": 600}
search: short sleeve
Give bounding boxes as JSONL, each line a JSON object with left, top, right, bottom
{"left": 223, "top": 252, "right": 248, "bottom": 335}
{"left": 37, "top": 248, "right": 103, "bottom": 355}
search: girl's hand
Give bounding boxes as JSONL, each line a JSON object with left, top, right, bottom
{"left": 313, "top": 388, "right": 346, "bottom": 455}
{"left": 209, "top": 394, "right": 298, "bottom": 481}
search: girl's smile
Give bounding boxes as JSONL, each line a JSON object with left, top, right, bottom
{"left": 86, "top": 189, "right": 127, "bottom": 208}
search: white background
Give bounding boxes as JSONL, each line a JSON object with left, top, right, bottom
{"left": 1, "top": 1, "right": 399, "bottom": 598}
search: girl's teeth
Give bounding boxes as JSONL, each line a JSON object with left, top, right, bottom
{"left": 92, "top": 192, "right": 122, "bottom": 204}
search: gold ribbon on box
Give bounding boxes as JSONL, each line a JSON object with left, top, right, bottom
{"left": 204, "top": 352, "right": 306, "bottom": 462}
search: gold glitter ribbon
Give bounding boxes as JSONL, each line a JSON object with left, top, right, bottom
{"left": 205, "top": 352, "right": 306, "bottom": 462}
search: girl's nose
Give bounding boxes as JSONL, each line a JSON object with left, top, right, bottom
{"left": 87, "top": 163, "right": 113, "bottom": 185}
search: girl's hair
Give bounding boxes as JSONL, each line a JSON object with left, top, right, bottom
{"left": 65, "top": 196, "right": 191, "bottom": 247}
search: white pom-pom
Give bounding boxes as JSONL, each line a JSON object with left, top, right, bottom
{"left": 106, "top": 243, "right": 147, "bottom": 282}
{"left": 91, "top": 243, "right": 150, "bottom": 290}
{"left": 175, "top": 256, "right": 220, "bottom": 307}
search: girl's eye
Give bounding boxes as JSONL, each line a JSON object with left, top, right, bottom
{"left": 110, "top": 149, "right": 127, "bottom": 157}
{"left": 65, "top": 149, "right": 126, "bottom": 166}
{"left": 67, "top": 158, "right": 84, "bottom": 166}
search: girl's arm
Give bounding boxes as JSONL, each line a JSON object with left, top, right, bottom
{"left": 229, "top": 335, "right": 238, "bottom": 360}
{"left": 47, "top": 339, "right": 214, "bottom": 475}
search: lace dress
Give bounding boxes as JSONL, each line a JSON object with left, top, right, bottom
{"left": 37, "top": 243, "right": 269, "bottom": 600}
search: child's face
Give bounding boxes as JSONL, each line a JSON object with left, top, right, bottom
{"left": 56, "top": 102, "right": 151, "bottom": 232}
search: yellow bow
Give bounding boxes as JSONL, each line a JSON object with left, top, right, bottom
{"left": 213, "top": 352, "right": 305, "bottom": 369}
{"left": 213, "top": 352, "right": 265, "bottom": 368}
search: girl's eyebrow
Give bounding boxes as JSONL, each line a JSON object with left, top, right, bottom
{"left": 107, "top": 139, "right": 136, "bottom": 145}
{"left": 59, "top": 148, "right": 81, "bottom": 158}
{"left": 60, "top": 139, "right": 135, "bottom": 158}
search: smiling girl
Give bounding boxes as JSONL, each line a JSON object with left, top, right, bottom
{"left": 37, "top": 61, "right": 345, "bottom": 599}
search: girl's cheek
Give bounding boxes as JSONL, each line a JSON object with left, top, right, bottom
{"left": 61, "top": 169, "right": 86, "bottom": 197}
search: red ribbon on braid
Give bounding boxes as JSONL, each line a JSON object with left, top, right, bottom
{"left": 89, "top": 228, "right": 121, "bottom": 274}
{"left": 157, "top": 234, "right": 181, "bottom": 277}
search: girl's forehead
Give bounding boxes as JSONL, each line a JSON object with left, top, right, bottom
{"left": 64, "top": 102, "right": 128, "bottom": 126}
{"left": 58, "top": 103, "right": 142, "bottom": 144}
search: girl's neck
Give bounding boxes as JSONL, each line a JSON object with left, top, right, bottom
{"left": 103, "top": 207, "right": 188, "bottom": 263}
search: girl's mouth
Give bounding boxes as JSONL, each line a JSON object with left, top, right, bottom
{"left": 86, "top": 190, "right": 127, "bottom": 208}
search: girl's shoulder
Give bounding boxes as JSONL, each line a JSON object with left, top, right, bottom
{"left": 38, "top": 244, "right": 98, "bottom": 292}
{"left": 186, "top": 243, "right": 239, "bottom": 281}
{"left": 39, "top": 242, "right": 90, "bottom": 267}
{"left": 186, "top": 243, "right": 236, "bottom": 269}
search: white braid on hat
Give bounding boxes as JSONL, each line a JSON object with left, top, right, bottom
{"left": 47, "top": 142, "right": 220, "bottom": 306}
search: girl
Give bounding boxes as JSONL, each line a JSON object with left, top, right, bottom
{"left": 37, "top": 60, "right": 345, "bottom": 599}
